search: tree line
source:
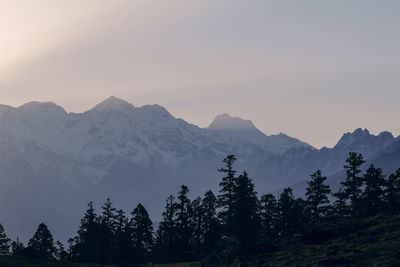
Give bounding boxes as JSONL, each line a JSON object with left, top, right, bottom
{"left": 0, "top": 152, "right": 399, "bottom": 265}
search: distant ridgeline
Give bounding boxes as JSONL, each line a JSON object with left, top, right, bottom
{"left": 1, "top": 152, "right": 400, "bottom": 266}
{"left": 2, "top": 97, "right": 400, "bottom": 246}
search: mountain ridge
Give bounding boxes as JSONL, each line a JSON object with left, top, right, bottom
{"left": 208, "top": 112, "right": 312, "bottom": 153}
{"left": 0, "top": 97, "right": 399, "bottom": 244}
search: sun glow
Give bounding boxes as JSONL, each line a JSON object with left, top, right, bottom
{"left": 0, "top": 0, "right": 116, "bottom": 72}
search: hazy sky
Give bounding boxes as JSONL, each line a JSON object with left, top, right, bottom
{"left": 1, "top": 0, "right": 399, "bottom": 148}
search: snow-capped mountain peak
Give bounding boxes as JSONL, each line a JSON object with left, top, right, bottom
{"left": 334, "top": 128, "right": 395, "bottom": 155}
{"left": 18, "top": 101, "right": 67, "bottom": 115}
{"left": 209, "top": 113, "right": 259, "bottom": 132}
{"left": 208, "top": 113, "right": 311, "bottom": 153}
{"left": 335, "top": 128, "right": 370, "bottom": 148}
{"left": 208, "top": 113, "right": 269, "bottom": 147}
{"left": 91, "top": 96, "right": 135, "bottom": 112}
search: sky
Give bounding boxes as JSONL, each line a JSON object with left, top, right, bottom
{"left": 0, "top": 0, "right": 399, "bottom": 148}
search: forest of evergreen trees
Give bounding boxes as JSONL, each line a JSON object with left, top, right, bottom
{"left": 0, "top": 152, "right": 400, "bottom": 265}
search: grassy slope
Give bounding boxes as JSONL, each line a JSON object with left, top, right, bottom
{"left": 247, "top": 214, "right": 400, "bottom": 266}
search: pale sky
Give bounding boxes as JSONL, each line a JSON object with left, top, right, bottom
{"left": 1, "top": 0, "right": 399, "bottom": 148}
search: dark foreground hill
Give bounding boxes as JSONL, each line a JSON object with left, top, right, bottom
{"left": 205, "top": 214, "right": 400, "bottom": 266}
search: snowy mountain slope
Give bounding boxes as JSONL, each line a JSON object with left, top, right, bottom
{"left": 0, "top": 97, "right": 277, "bottom": 173}
{"left": 208, "top": 113, "right": 311, "bottom": 153}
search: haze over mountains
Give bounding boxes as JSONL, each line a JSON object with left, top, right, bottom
{"left": 0, "top": 96, "right": 399, "bottom": 242}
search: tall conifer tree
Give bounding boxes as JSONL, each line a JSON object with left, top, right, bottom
{"left": 11, "top": 238, "right": 25, "bottom": 256}
{"left": 154, "top": 195, "right": 177, "bottom": 263}
{"left": 386, "top": 168, "right": 400, "bottom": 214}
{"left": 217, "top": 155, "right": 237, "bottom": 234}
{"left": 332, "top": 188, "right": 349, "bottom": 216}
{"left": 175, "top": 185, "right": 192, "bottom": 261}
{"left": 305, "top": 170, "right": 331, "bottom": 219}
{"left": 99, "top": 198, "right": 117, "bottom": 264}
{"left": 276, "top": 188, "right": 298, "bottom": 238}
{"left": 72, "top": 201, "right": 102, "bottom": 263}
{"left": 260, "top": 194, "right": 278, "bottom": 240}
{"left": 231, "top": 171, "right": 261, "bottom": 246}
{"left": 362, "top": 165, "right": 386, "bottom": 216}
{"left": 0, "top": 223, "right": 11, "bottom": 255}
{"left": 114, "top": 209, "right": 130, "bottom": 265}
{"left": 201, "top": 190, "right": 220, "bottom": 254}
{"left": 341, "top": 152, "right": 365, "bottom": 213}
{"left": 190, "top": 197, "right": 203, "bottom": 256}
{"left": 130, "top": 203, "right": 153, "bottom": 264}
{"left": 28, "top": 223, "right": 55, "bottom": 259}
{"left": 55, "top": 240, "right": 68, "bottom": 260}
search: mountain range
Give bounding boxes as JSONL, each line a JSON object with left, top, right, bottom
{"left": 0, "top": 96, "right": 399, "bottom": 242}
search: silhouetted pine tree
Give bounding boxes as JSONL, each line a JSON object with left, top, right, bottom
{"left": 190, "top": 197, "right": 203, "bottom": 257}
{"left": 305, "top": 170, "right": 331, "bottom": 220}
{"left": 361, "top": 165, "right": 386, "bottom": 216}
{"left": 231, "top": 171, "right": 261, "bottom": 246}
{"left": 386, "top": 168, "right": 400, "bottom": 214}
{"left": 11, "top": 238, "right": 24, "bottom": 256}
{"left": 332, "top": 188, "right": 349, "bottom": 216}
{"left": 0, "top": 223, "right": 11, "bottom": 255}
{"left": 276, "top": 188, "right": 294, "bottom": 237}
{"left": 114, "top": 209, "right": 130, "bottom": 265}
{"left": 341, "top": 152, "right": 365, "bottom": 214}
{"left": 201, "top": 190, "right": 220, "bottom": 255}
{"left": 217, "top": 154, "right": 237, "bottom": 235}
{"left": 55, "top": 240, "right": 68, "bottom": 260}
{"left": 101, "top": 198, "right": 117, "bottom": 230}
{"left": 28, "top": 223, "right": 55, "bottom": 259}
{"left": 99, "top": 197, "right": 117, "bottom": 264}
{"left": 260, "top": 194, "right": 278, "bottom": 240}
{"left": 154, "top": 195, "right": 177, "bottom": 263}
{"left": 293, "top": 198, "right": 310, "bottom": 229}
{"left": 175, "top": 185, "right": 193, "bottom": 261}
{"left": 276, "top": 188, "right": 306, "bottom": 238}
{"left": 71, "top": 201, "right": 102, "bottom": 263}
{"left": 130, "top": 203, "right": 153, "bottom": 264}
